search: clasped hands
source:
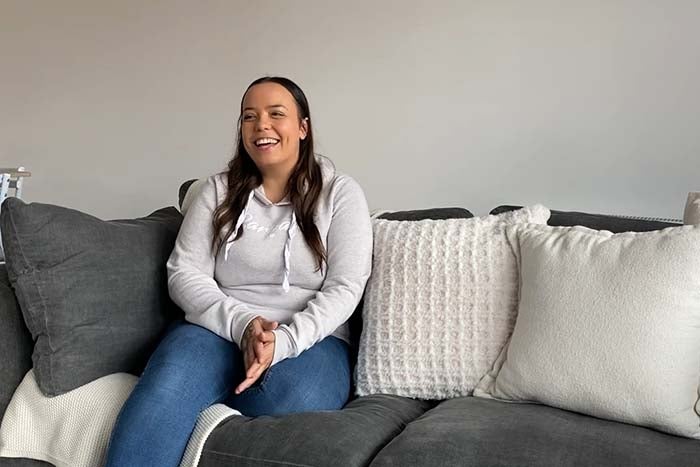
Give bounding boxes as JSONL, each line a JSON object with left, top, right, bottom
{"left": 234, "top": 316, "right": 277, "bottom": 394}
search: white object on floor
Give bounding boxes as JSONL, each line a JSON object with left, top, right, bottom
{"left": 0, "top": 369, "right": 137, "bottom": 467}
{"left": 179, "top": 403, "right": 242, "bottom": 467}
{"left": 684, "top": 191, "right": 700, "bottom": 225}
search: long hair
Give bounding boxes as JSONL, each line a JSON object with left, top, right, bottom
{"left": 211, "top": 76, "right": 326, "bottom": 271}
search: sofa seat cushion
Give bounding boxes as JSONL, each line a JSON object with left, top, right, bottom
{"left": 369, "top": 397, "right": 700, "bottom": 467}
{"left": 198, "top": 395, "right": 433, "bottom": 467}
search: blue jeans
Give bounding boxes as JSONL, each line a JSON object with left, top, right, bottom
{"left": 105, "top": 321, "right": 352, "bottom": 467}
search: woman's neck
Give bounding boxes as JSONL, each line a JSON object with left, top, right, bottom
{"left": 261, "top": 172, "right": 291, "bottom": 204}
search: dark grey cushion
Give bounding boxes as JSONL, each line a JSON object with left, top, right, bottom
{"left": 0, "top": 198, "right": 183, "bottom": 396}
{"left": 490, "top": 205, "right": 680, "bottom": 232}
{"left": 370, "top": 397, "right": 700, "bottom": 467}
{"left": 0, "top": 459, "right": 53, "bottom": 467}
{"left": 0, "top": 264, "right": 33, "bottom": 420}
{"left": 200, "top": 395, "right": 435, "bottom": 467}
{"left": 378, "top": 207, "right": 473, "bottom": 221}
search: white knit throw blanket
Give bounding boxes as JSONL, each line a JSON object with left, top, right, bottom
{"left": 0, "top": 370, "right": 239, "bottom": 467}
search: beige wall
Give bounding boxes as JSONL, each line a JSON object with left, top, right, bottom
{"left": 2, "top": 0, "right": 699, "bottom": 219}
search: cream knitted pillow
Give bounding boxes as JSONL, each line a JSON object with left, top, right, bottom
{"left": 474, "top": 223, "right": 700, "bottom": 438}
{"left": 355, "top": 205, "right": 550, "bottom": 399}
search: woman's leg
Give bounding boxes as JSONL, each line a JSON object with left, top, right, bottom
{"left": 105, "top": 321, "right": 244, "bottom": 467}
{"left": 227, "top": 336, "right": 352, "bottom": 417}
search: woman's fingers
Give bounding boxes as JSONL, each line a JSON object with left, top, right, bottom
{"left": 260, "top": 319, "right": 278, "bottom": 331}
{"left": 235, "top": 361, "right": 264, "bottom": 394}
{"left": 258, "top": 330, "right": 276, "bottom": 343}
{"left": 235, "top": 340, "right": 275, "bottom": 394}
{"left": 235, "top": 375, "right": 256, "bottom": 394}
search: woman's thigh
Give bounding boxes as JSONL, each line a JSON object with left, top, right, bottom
{"left": 135, "top": 321, "right": 243, "bottom": 407}
{"left": 227, "top": 336, "right": 352, "bottom": 417}
{"left": 106, "top": 321, "right": 246, "bottom": 467}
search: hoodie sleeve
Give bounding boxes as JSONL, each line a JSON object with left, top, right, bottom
{"left": 167, "top": 176, "right": 259, "bottom": 347}
{"left": 271, "top": 176, "right": 373, "bottom": 365}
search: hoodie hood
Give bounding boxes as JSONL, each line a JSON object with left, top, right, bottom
{"left": 249, "top": 154, "right": 336, "bottom": 207}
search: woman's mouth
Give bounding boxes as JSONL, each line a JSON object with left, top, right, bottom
{"left": 254, "top": 137, "right": 280, "bottom": 151}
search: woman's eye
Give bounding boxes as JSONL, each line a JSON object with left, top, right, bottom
{"left": 242, "top": 114, "right": 255, "bottom": 121}
{"left": 271, "top": 111, "right": 285, "bottom": 117}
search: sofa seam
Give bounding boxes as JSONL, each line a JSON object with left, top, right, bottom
{"left": 5, "top": 204, "right": 56, "bottom": 395}
{"left": 203, "top": 450, "right": 314, "bottom": 467}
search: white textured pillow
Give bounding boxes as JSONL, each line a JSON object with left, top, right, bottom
{"left": 474, "top": 223, "right": 700, "bottom": 438}
{"left": 0, "top": 370, "right": 137, "bottom": 467}
{"left": 355, "top": 205, "right": 551, "bottom": 399}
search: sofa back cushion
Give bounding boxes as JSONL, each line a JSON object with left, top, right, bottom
{"left": 355, "top": 205, "right": 550, "bottom": 400}
{"left": 0, "top": 198, "right": 183, "bottom": 396}
{"left": 346, "top": 207, "right": 474, "bottom": 357}
{"left": 490, "top": 205, "right": 680, "bottom": 232}
{"left": 0, "top": 263, "right": 33, "bottom": 419}
{"left": 475, "top": 223, "right": 700, "bottom": 438}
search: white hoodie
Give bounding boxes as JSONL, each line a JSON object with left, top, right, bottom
{"left": 166, "top": 156, "right": 373, "bottom": 365}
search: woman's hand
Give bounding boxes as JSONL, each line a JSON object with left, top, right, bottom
{"left": 235, "top": 317, "right": 277, "bottom": 394}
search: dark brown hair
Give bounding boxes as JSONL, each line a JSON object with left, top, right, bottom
{"left": 211, "top": 77, "right": 326, "bottom": 271}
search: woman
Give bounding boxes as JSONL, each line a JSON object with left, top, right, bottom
{"left": 106, "top": 77, "right": 373, "bottom": 466}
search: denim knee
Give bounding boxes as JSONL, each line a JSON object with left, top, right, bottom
{"left": 227, "top": 336, "right": 352, "bottom": 416}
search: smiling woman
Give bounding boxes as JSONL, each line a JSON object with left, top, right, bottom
{"left": 104, "top": 77, "right": 374, "bottom": 467}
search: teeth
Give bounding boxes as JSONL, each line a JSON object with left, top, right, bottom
{"left": 255, "top": 138, "right": 279, "bottom": 146}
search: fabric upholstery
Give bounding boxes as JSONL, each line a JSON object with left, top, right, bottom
{"left": 199, "top": 394, "right": 434, "bottom": 467}
{"left": 0, "top": 265, "right": 33, "bottom": 421}
{"left": 355, "top": 206, "right": 550, "bottom": 399}
{"left": 0, "top": 198, "right": 183, "bottom": 396}
{"left": 370, "top": 397, "right": 700, "bottom": 467}
{"left": 475, "top": 223, "right": 700, "bottom": 438}
{"left": 490, "top": 204, "right": 680, "bottom": 232}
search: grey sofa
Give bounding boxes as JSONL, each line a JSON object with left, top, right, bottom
{"left": 2, "top": 182, "right": 700, "bottom": 467}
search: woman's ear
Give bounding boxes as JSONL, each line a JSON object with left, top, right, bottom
{"left": 299, "top": 117, "right": 309, "bottom": 140}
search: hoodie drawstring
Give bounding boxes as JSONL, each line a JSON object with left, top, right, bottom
{"left": 224, "top": 189, "right": 297, "bottom": 293}
{"left": 282, "top": 211, "right": 297, "bottom": 293}
{"left": 224, "top": 190, "right": 255, "bottom": 262}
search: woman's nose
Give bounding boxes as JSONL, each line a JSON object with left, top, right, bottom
{"left": 255, "top": 115, "right": 271, "bottom": 130}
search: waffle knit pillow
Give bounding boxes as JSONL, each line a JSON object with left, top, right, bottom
{"left": 355, "top": 205, "right": 550, "bottom": 399}
{"left": 474, "top": 223, "right": 700, "bottom": 439}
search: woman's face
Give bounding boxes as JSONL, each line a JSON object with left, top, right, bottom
{"left": 241, "top": 82, "right": 308, "bottom": 173}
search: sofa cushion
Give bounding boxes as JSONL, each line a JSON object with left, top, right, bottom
{"left": 474, "top": 223, "right": 700, "bottom": 438}
{"left": 0, "top": 198, "right": 183, "bottom": 396}
{"left": 199, "top": 395, "right": 434, "bottom": 467}
{"left": 377, "top": 207, "right": 473, "bottom": 221}
{"left": 345, "top": 206, "right": 475, "bottom": 370}
{"left": 0, "top": 459, "right": 52, "bottom": 466}
{"left": 0, "top": 264, "right": 33, "bottom": 420}
{"left": 355, "top": 206, "right": 550, "bottom": 399}
{"left": 370, "top": 397, "right": 700, "bottom": 467}
{"left": 490, "top": 204, "right": 680, "bottom": 232}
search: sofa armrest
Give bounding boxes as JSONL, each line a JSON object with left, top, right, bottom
{"left": 0, "top": 263, "right": 33, "bottom": 420}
